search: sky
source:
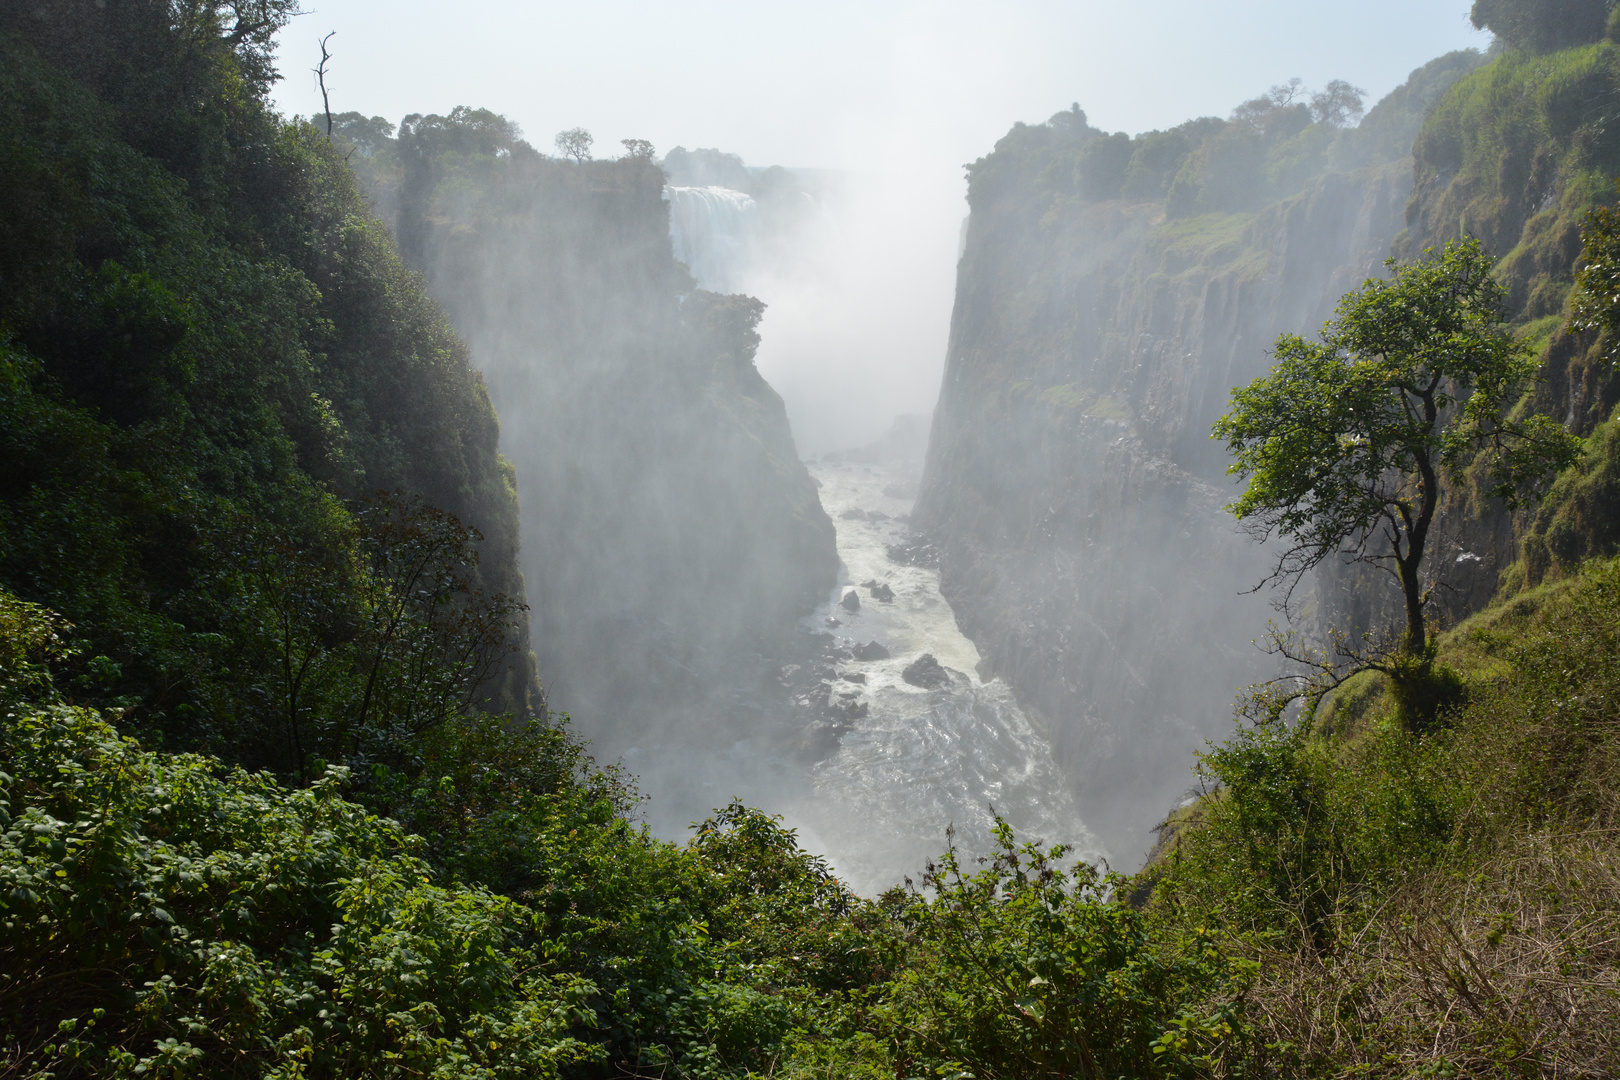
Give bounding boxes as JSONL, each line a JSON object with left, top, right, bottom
{"left": 271, "top": 1, "right": 1493, "bottom": 452}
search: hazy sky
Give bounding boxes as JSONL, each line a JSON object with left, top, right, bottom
{"left": 273, "top": 1, "right": 1487, "bottom": 170}
{"left": 271, "top": 1, "right": 1493, "bottom": 452}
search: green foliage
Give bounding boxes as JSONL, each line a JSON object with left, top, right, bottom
{"left": 0, "top": 1, "right": 534, "bottom": 760}
{"left": 1407, "top": 42, "right": 1620, "bottom": 318}
{"left": 967, "top": 59, "right": 1483, "bottom": 227}
{"left": 1471, "top": 0, "right": 1614, "bottom": 53}
{"left": 881, "top": 824, "right": 1250, "bottom": 1079}
{"left": 1521, "top": 413, "right": 1620, "bottom": 582}
{"left": 1570, "top": 179, "right": 1620, "bottom": 358}
{"left": 0, "top": 619, "right": 599, "bottom": 1078}
{"left": 1143, "top": 554, "right": 1620, "bottom": 1075}
{"left": 1215, "top": 238, "right": 1581, "bottom": 662}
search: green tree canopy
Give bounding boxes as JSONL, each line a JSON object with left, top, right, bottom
{"left": 1470, "top": 0, "right": 1614, "bottom": 53}
{"left": 1214, "top": 238, "right": 1581, "bottom": 661}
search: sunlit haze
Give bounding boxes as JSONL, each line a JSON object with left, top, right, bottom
{"left": 273, "top": 1, "right": 1490, "bottom": 450}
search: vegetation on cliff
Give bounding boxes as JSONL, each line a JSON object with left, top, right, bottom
{"left": 963, "top": 50, "right": 1483, "bottom": 222}
{"left": 1216, "top": 239, "right": 1581, "bottom": 703}
{"left": 9, "top": 2, "right": 1620, "bottom": 1078}
{"left": 0, "top": 2, "right": 535, "bottom": 780}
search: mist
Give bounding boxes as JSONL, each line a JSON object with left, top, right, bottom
{"left": 274, "top": 0, "right": 1487, "bottom": 459}
{"left": 269, "top": 2, "right": 1494, "bottom": 885}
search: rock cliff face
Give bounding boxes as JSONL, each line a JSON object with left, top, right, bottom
{"left": 918, "top": 165, "right": 1410, "bottom": 859}
{"left": 344, "top": 118, "right": 837, "bottom": 748}
{"left": 907, "top": 51, "right": 1507, "bottom": 860}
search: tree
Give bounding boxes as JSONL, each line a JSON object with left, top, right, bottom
{"left": 1470, "top": 0, "right": 1611, "bottom": 53}
{"left": 619, "top": 137, "right": 655, "bottom": 160}
{"left": 1570, "top": 178, "right": 1620, "bottom": 364}
{"left": 1309, "top": 79, "right": 1367, "bottom": 128}
{"left": 554, "top": 126, "right": 593, "bottom": 162}
{"left": 1213, "top": 238, "right": 1581, "bottom": 666}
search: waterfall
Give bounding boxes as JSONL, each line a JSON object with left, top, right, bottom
{"left": 665, "top": 185, "right": 756, "bottom": 293}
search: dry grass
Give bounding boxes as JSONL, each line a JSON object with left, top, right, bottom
{"left": 1228, "top": 829, "right": 1620, "bottom": 1077}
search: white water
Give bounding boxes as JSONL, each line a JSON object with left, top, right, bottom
{"left": 794, "top": 460, "right": 1103, "bottom": 893}
{"left": 665, "top": 185, "right": 756, "bottom": 292}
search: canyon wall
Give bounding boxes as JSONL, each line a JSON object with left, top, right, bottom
{"left": 342, "top": 117, "right": 838, "bottom": 750}
{"left": 916, "top": 56, "right": 1483, "bottom": 860}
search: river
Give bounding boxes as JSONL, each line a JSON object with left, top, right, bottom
{"left": 787, "top": 458, "right": 1102, "bottom": 893}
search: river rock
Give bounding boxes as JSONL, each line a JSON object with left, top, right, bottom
{"left": 841, "top": 672, "right": 867, "bottom": 684}
{"left": 828, "top": 694, "right": 868, "bottom": 720}
{"left": 851, "top": 641, "right": 890, "bottom": 661}
{"left": 869, "top": 582, "right": 895, "bottom": 602}
{"left": 839, "top": 508, "right": 868, "bottom": 520}
{"left": 902, "top": 653, "right": 953, "bottom": 689}
{"left": 840, "top": 590, "right": 861, "bottom": 612}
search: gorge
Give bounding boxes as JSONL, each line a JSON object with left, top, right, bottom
{"left": 11, "top": 1, "right": 1620, "bottom": 1074}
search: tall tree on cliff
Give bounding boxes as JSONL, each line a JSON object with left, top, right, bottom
{"left": 1214, "top": 240, "right": 1580, "bottom": 698}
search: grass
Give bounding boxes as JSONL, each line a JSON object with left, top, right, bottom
{"left": 1140, "top": 554, "right": 1620, "bottom": 1076}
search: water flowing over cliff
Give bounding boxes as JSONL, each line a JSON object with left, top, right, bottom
{"left": 915, "top": 56, "right": 1483, "bottom": 861}
{"left": 667, "top": 185, "right": 757, "bottom": 292}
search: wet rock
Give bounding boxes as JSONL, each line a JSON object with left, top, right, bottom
{"left": 839, "top": 508, "right": 868, "bottom": 521}
{"left": 840, "top": 590, "right": 861, "bottom": 613}
{"left": 828, "top": 695, "right": 868, "bottom": 720}
{"left": 851, "top": 641, "right": 891, "bottom": 661}
{"left": 867, "top": 510, "right": 890, "bottom": 521}
{"left": 902, "top": 653, "right": 953, "bottom": 689}
{"left": 824, "top": 616, "right": 842, "bottom": 628}
{"left": 841, "top": 672, "right": 867, "bottom": 684}
{"left": 868, "top": 582, "right": 895, "bottom": 602}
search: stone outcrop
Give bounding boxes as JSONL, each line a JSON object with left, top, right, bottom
{"left": 916, "top": 160, "right": 1413, "bottom": 859}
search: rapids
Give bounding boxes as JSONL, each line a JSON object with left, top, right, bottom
{"left": 791, "top": 459, "right": 1103, "bottom": 893}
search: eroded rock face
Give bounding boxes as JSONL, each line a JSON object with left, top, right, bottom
{"left": 915, "top": 164, "right": 1412, "bottom": 859}
{"left": 377, "top": 152, "right": 838, "bottom": 762}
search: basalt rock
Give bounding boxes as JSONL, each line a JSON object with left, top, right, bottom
{"left": 911, "top": 65, "right": 1488, "bottom": 859}
{"left": 840, "top": 590, "right": 861, "bottom": 613}
{"left": 851, "top": 641, "right": 891, "bottom": 661}
{"left": 901, "top": 653, "right": 954, "bottom": 689}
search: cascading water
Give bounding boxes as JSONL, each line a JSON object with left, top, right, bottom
{"left": 665, "top": 185, "right": 756, "bottom": 292}
{"left": 792, "top": 459, "right": 1103, "bottom": 893}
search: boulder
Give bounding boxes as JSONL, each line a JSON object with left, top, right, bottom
{"left": 841, "top": 671, "right": 867, "bottom": 684}
{"left": 902, "top": 653, "right": 953, "bottom": 689}
{"left": 840, "top": 590, "right": 861, "bottom": 613}
{"left": 869, "top": 582, "right": 895, "bottom": 602}
{"left": 851, "top": 641, "right": 890, "bottom": 661}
